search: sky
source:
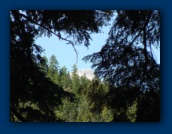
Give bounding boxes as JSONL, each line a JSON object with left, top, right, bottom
{"left": 35, "top": 21, "right": 160, "bottom": 72}
{"left": 35, "top": 25, "right": 111, "bottom": 72}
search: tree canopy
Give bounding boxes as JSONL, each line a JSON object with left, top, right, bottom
{"left": 10, "top": 10, "right": 113, "bottom": 122}
{"left": 83, "top": 10, "right": 160, "bottom": 121}
{"left": 10, "top": 10, "right": 160, "bottom": 122}
{"left": 83, "top": 10, "right": 160, "bottom": 91}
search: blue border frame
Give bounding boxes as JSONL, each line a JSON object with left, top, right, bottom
{"left": 0, "top": 0, "right": 170, "bottom": 134}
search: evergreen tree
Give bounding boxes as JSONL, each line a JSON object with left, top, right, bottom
{"left": 83, "top": 10, "right": 160, "bottom": 122}
{"left": 55, "top": 97, "right": 78, "bottom": 122}
{"left": 48, "top": 55, "right": 59, "bottom": 84}
{"left": 10, "top": 10, "right": 112, "bottom": 122}
{"left": 10, "top": 10, "right": 160, "bottom": 122}
{"left": 38, "top": 55, "right": 48, "bottom": 74}
{"left": 84, "top": 10, "right": 160, "bottom": 91}
{"left": 71, "top": 64, "right": 80, "bottom": 94}
{"left": 59, "top": 66, "right": 71, "bottom": 90}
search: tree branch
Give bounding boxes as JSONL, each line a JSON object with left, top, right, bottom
{"left": 143, "top": 10, "right": 153, "bottom": 74}
{"left": 129, "top": 10, "right": 153, "bottom": 48}
{"left": 10, "top": 107, "right": 27, "bottom": 122}
{"left": 19, "top": 13, "right": 78, "bottom": 63}
{"left": 128, "top": 30, "right": 142, "bottom": 47}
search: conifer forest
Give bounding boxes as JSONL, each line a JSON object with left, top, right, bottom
{"left": 10, "top": 10, "right": 160, "bottom": 122}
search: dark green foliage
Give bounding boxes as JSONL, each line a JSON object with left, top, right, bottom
{"left": 10, "top": 10, "right": 112, "bottom": 122}
{"left": 20, "top": 10, "right": 112, "bottom": 46}
{"left": 71, "top": 64, "right": 81, "bottom": 94}
{"left": 83, "top": 10, "right": 160, "bottom": 122}
{"left": 38, "top": 56, "right": 49, "bottom": 74}
{"left": 49, "top": 55, "right": 59, "bottom": 72}
{"left": 59, "top": 66, "right": 71, "bottom": 89}
{"left": 136, "top": 90, "right": 160, "bottom": 122}
{"left": 10, "top": 10, "right": 160, "bottom": 122}
{"left": 83, "top": 10, "right": 160, "bottom": 90}
{"left": 47, "top": 55, "right": 60, "bottom": 85}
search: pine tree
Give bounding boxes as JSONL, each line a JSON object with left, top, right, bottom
{"left": 71, "top": 64, "right": 80, "bottom": 94}
{"left": 38, "top": 55, "right": 48, "bottom": 74}
{"left": 10, "top": 10, "right": 112, "bottom": 122}
{"left": 59, "top": 66, "right": 71, "bottom": 90}
{"left": 48, "top": 55, "right": 59, "bottom": 85}
{"left": 83, "top": 10, "right": 160, "bottom": 122}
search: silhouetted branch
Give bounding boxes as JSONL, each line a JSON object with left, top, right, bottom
{"left": 129, "top": 10, "right": 153, "bottom": 48}
{"left": 10, "top": 107, "right": 27, "bottom": 122}
{"left": 143, "top": 11, "right": 153, "bottom": 74}
{"left": 128, "top": 30, "right": 142, "bottom": 47}
{"left": 20, "top": 13, "right": 78, "bottom": 63}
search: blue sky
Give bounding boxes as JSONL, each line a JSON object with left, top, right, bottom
{"left": 35, "top": 22, "right": 160, "bottom": 72}
{"left": 35, "top": 25, "right": 111, "bottom": 72}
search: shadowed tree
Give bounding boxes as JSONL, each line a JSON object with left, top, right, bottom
{"left": 10, "top": 10, "right": 113, "bottom": 122}
{"left": 83, "top": 10, "right": 160, "bottom": 122}
{"left": 11, "top": 10, "right": 159, "bottom": 122}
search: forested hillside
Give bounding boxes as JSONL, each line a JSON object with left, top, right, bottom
{"left": 10, "top": 10, "right": 160, "bottom": 122}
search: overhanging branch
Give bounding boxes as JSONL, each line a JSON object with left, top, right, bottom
{"left": 19, "top": 13, "right": 78, "bottom": 63}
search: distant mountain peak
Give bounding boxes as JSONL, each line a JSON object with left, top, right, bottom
{"left": 71, "top": 68, "right": 95, "bottom": 80}
{"left": 77, "top": 69, "right": 95, "bottom": 80}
